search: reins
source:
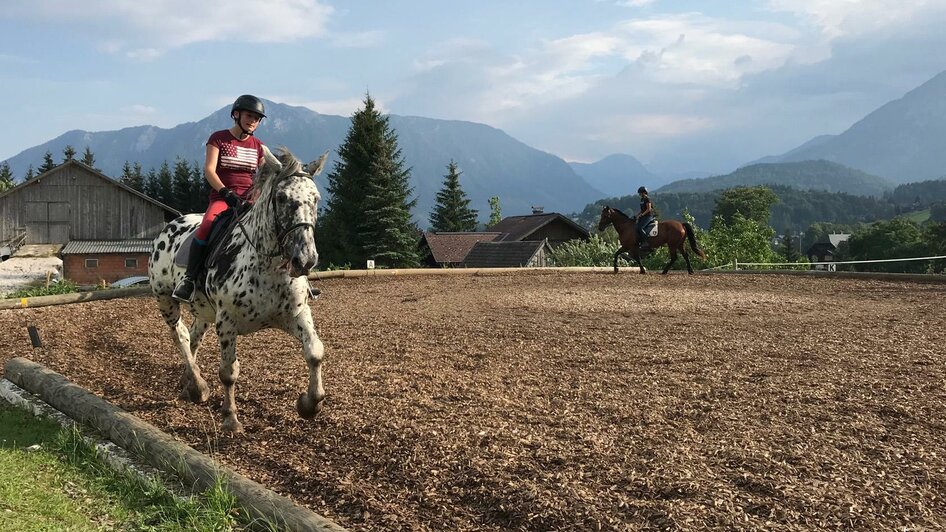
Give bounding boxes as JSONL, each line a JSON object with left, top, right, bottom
{"left": 237, "top": 170, "right": 315, "bottom": 259}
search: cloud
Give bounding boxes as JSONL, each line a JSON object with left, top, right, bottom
{"left": 4, "top": 0, "right": 334, "bottom": 59}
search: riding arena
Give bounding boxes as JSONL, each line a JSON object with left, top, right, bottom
{"left": 1, "top": 269, "right": 943, "bottom": 531}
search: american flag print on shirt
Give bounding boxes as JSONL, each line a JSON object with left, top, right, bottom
{"left": 219, "top": 143, "right": 259, "bottom": 171}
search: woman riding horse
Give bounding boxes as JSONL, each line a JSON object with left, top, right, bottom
{"left": 598, "top": 206, "right": 706, "bottom": 274}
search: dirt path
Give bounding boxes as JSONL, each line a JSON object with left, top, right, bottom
{"left": 1, "top": 271, "right": 944, "bottom": 531}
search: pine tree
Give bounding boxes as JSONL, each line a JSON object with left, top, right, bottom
{"left": 488, "top": 196, "right": 502, "bottom": 227}
{"left": 429, "top": 160, "right": 478, "bottom": 232}
{"left": 132, "top": 162, "right": 145, "bottom": 192}
{"left": 39, "top": 151, "right": 56, "bottom": 173}
{"left": 0, "top": 162, "right": 14, "bottom": 192}
{"left": 62, "top": 145, "right": 76, "bottom": 163}
{"left": 156, "top": 161, "right": 174, "bottom": 206}
{"left": 781, "top": 229, "right": 801, "bottom": 262}
{"left": 320, "top": 94, "right": 420, "bottom": 268}
{"left": 24, "top": 165, "right": 34, "bottom": 181}
{"left": 143, "top": 167, "right": 160, "bottom": 200}
{"left": 171, "top": 158, "right": 194, "bottom": 212}
{"left": 80, "top": 146, "right": 97, "bottom": 170}
{"left": 191, "top": 161, "right": 208, "bottom": 212}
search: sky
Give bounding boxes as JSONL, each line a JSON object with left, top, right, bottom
{"left": 2, "top": 0, "right": 946, "bottom": 175}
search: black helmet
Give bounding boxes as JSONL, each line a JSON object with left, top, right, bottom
{"left": 231, "top": 95, "right": 266, "bottom": 118}
{"left": 638, "top": 186, "right": 648, "bottom": 195}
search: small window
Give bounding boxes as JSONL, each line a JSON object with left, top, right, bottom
{"left": 125, "top": 258, "right": 138, "bottom": 268}
{"left": 85, "top": 258, "right": 98, "bottom": 268}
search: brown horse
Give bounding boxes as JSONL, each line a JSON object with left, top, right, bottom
{"left": 597, "top": 206, "right": 706, "bottom": 274}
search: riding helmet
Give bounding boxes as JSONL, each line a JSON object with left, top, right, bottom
{"left": 231, "top": 94, "right": 266, "bottom": 118}
{"left": 638, "top": 186, "right": 648, "bottom": 195}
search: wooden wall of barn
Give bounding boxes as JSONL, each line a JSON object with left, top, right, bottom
{"left": 0, "top": 164, "right": 172, "bottom": 244}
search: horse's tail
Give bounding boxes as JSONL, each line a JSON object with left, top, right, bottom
{"left": 683, "top": 222, "right": 706, "bottom": 260}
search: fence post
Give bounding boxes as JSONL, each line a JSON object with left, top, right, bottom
{"left": 733, "top": 258, "right": 738, "bottom": 270}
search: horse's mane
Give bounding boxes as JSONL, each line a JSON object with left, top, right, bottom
{"left": 612, "top": 207, "right": 632, "bottom": 219}
{"left": 249, "top": 146, "right": 305, "bottom": 199}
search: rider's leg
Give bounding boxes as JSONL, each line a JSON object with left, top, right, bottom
{"left": 172, "top": 238, "right": 208, "bottom": 303}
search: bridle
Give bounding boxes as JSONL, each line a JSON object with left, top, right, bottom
{"left": 238, "top": 171, "right": 315, "bottom": 259}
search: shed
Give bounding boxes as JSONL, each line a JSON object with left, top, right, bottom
{"left": 60, "top": 239, "right": 153, "bottom": 285}
{"left": 806, "top": 242, "right": 838, "bottom": 270}
{"left": 0, "top": 160, "right": 179, "bottom": 244}
{"left": 487, "top": 213, "right": 589, "bottom": 246}
{"left": 418, "top": 232, "right": 501, "bottom": 267}
{"left": 463, "top": 239, "right": 551, "bottom": 268}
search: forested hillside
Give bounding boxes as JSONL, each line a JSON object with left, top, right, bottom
{"left": 655, "top": 160, "right": 893, "bottom": 198}
{"left": 575, "top": 185, "right": 896, "bottom": 232}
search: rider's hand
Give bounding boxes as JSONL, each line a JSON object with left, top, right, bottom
{"left": 220, "top": 188, "right": 245, "bottom": 210}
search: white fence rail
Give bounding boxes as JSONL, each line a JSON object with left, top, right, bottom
{"left": 710, "top": 254, "right": 946, "bottom": 272}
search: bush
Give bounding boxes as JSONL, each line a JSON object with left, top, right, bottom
{"left": 6, "top": 279, "right": 79, "bottom": 299}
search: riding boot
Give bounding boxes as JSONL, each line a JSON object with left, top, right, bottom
{"left": 172, "top": 240, "right": 208, "bottom": 303}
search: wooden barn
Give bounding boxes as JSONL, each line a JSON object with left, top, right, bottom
{"left": 0, "top": 160, "right": 178, "bottom": 244}
{"left": 0, "top": 160, "right": 179, "bottom": 284}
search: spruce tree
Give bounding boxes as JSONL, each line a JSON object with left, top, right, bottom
{"left": 80, "top": 146, "right": 97, "bottom": 170}
{"left": 321, "top": 94, "right": 420, "bottom": 268}
{"left": 156, "top": 161, "right": 174, "bottom": 206}
{"left": 172, "top": 158, "right": 194, "bottom": 212}
{"left": 62, "top": 145, "right": 76, "bottom": 163}
{"left": 39, "top": 151, "right": 56, "bottom": 174}
{"left": 24, "top": 165, "right": 34, "bottom": 181}
{"left": 429, "top": 160, "right": 478, "bottom": 232}
{"left": 132, "top": 162, "right": 145, "bottom": 192}
{"left": 143, "top": 167, "right": 159, "bottom": 199}
{"left": 0, "top": 162, "right": 14, "bottom": 192}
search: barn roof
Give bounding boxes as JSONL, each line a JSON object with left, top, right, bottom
{"left": 0, "top": 160, "right": 180, "bottom": 216}
{"left": 463, "top": 240, "right": 549, "bottom": 268}
{"left": 420, "top": 232, "right": 502, "bottom": 264}
{"left": 488, "top": 213, "right": 589, "bottom": 242}
{"left": 60, "top": 239, "right": 153, "bottom": 255}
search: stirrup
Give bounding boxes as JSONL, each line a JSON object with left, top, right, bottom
{"left": 309, "top": 286, "right": 322, "bottom": 299}
{"left": 172, "top": 277, "right": 196, "bottom": 303}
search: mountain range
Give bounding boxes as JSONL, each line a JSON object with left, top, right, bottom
{"left": 5, "top": 69, "right": 946, "bottom": 218}
{"left": 2, "top": 102, "right": 606, "bottom": 224}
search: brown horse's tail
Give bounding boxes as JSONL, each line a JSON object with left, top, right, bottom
{"left": 683, "top": 222, "right": 707, "bottom": 260}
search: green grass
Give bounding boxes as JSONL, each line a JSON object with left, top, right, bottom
{"left": 0, "top": 403, "right": 255, "bottom": 531}
{"left": 4, "top": 279, "right": 79, "bottom": 299}
{"left": 899, "top": 208, "right": 931, "bottom": 224}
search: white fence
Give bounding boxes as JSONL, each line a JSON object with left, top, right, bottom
{"left": 709, "top": 254, "right": 946, "bottom": 272}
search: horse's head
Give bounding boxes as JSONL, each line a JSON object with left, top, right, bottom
{"left": 597, "top": 206, "right": 613, "bottom": 232}
{"left": 254, "top": 146, "right": 329, "bottom": 277}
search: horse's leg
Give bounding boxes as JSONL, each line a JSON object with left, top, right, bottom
{"left": 215, "top": 320, "right": 243, "bottom": 433}
{"left": 612, "top": 248, "right": 622, "bottom": 273}
{"left": 662, "top": 245, "right": 679, "bottom": 274}
{"left": 156, "top": 297, "right": 210, "bottom": 403}
{"left": 630, "top": 250, "right": 646, "bottom": 274}
{"left": 288, "top": 310, "right": 326, "bottom": 419}
{"left": 189, "top": 317, "right": 210, "bottom": 361}
{"left": 682, "top": 246, "right": 695, "bottom": 274}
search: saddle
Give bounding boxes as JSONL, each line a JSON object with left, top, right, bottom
{"left": 174, "top": 206, "right": 246, "bottom": 271}
{"left": 642, "top": 219, "right": 658, "bottom": 238}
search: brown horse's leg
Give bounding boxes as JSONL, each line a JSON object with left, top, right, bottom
{"left": 289, "top": 309, "right": 326, "bottom": 419}
{"left": 682, "top": 247, "right": 694, "bottom": 274}
{"left": 632, "top": 250, "right": 646, "bottom": 274}
{"left": 156, "top": 296, "right": 210, "bottom": 403}
{"left": 662, "top": 245, "right": 678, "bottom": 274}
{"left": 215, "top": 320, "right": 243, "bottom": 433}
{"left": 612, "top": 248, "right": 625, "bottom": 273}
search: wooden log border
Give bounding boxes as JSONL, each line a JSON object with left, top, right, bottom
{"left": 3, "top": 357, "right": 346, "bottom": 532}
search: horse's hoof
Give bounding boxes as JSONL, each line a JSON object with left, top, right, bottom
{"left": 222, "top": 418, "right": 244, "bottom": 433}
{"left": 296, "top": 393, "right": 324, "bottom": 419}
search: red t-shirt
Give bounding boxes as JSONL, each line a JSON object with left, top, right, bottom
{"left": 206, "top": 129, "right": 264, "bottom": 193}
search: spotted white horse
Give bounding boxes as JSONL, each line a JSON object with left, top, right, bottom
{"left": 148, "top": 146, "right": 327, "bottom": 433}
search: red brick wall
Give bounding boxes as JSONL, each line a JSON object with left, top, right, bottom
{"left": 62, "top": 253, "right": 150, "bottom": 284}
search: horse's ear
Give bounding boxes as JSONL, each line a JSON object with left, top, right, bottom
{"left": 305, "top": 150, "right": 330, "bottom": 176}
{"left": 255, "top": 145, "right": 283, "bottom": 184}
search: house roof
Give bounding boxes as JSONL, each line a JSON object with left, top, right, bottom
{"left": 463, "top": 240, "right": 549, "bottom": 268}
{"left": 488, "top": 213, "right": 589, "bottom": 242}
{"left": 421, "top": 232, "right": 502, "bottom": 264}
{"left": 60, "top": 239, "right": 153, "bottom": 255}
{"left": 0, "top": 160, "right": 180, "bottom": 216}
{"left": 806, "top": 242, "right": 836, "bottom": 256}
